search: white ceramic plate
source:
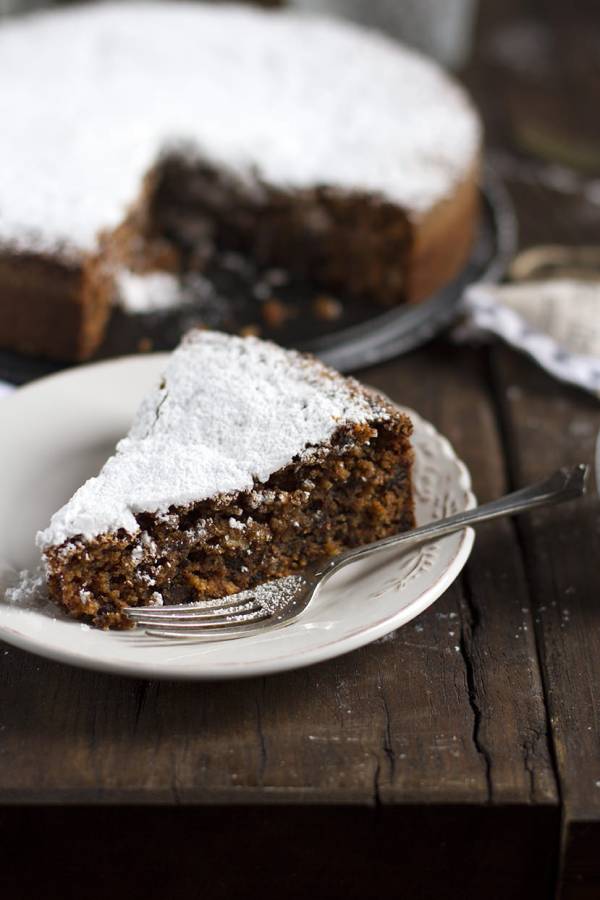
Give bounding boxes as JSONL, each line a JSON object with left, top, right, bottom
{"left": 0, "top": 355, "right": 475, "bottom": 680}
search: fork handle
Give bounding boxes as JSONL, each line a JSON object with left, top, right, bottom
{"left": 315, "top": 464, "right": 589, "bottom": 580}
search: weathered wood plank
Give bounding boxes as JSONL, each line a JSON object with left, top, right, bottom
{"left": 466, "top": 0, "right": 600, "bottom": 888}
{"left": 490, "top": 345, "right": 600, "bottom": 899}
{"left": 366, "top": 343, "right": 558, "bottom": 808}
{"left": 0, "top": 592, "right": 482, "bottom": 807}
{"left": 0, "top": 345, "right": 556, "bottom": 817}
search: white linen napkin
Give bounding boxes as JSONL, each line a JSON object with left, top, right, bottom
{"left": 461, "top": 279, "right": 600, "bottom": 398}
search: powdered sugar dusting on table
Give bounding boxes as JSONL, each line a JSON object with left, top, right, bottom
{"left": 38, "top": 332, "right": 391, "bottom": 548}
{"left": 0, "top": 1, "right": 480, "bottom": 254}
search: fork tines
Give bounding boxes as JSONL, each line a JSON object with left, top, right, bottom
{"left": 125, "top": 593, "right": 273, "bottom": 638}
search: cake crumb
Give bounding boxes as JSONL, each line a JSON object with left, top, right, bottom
{"left": 137, "top": 337, "right": 154, "bottom": 353}
{"left": 313, "top": 294, "right": 343, "bottom": 322}
{"left": 261, "top": 298, "right": 291, "bottom": 329}
{"left": 240, "top": 324, "right": 262, "bottom": 338}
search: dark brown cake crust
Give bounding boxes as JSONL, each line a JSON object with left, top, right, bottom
{"left": 44, "top": 413, "right": 415, "bottom": 629}
{"left": 0, "top": 249, "right": 111, "bottom": 361}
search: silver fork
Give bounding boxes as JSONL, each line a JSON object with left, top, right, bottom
{"left": 126, "top": 464, "right": 588, "bottom": 640}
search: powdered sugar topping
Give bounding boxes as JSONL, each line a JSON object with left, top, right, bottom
{"left": 115, "top": 270, "right": 184, "bottom": 314}
{"left": 0, "top": 2, "right": 480, "bottom": 254}
{"left": 4, "top": 566, "right": 53, "bottom": 614}
{"left": 38, "top": 332, "right": 390, "bottom": 548}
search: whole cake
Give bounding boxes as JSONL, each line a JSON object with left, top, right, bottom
{"left": 38, "top": 331, "right": 415, "bottom": 628}
{"left": 0, "top": 2, "right": 481, "bottom": 362}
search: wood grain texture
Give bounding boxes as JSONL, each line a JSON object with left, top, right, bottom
{"left": 464, "top": 0, "right": 600, "bottom": 891}
{"left": 490, "top": 348, "right": 600, "bottom": 899}
{"left": 365, "top": 344, "right": 557, "bottom": 809}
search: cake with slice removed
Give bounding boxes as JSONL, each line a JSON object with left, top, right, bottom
{"left": 38, "top": 331, "right": 415, "bottom": 628}
{"left": 0, "top": 2, "right": 481, "bottom": 361}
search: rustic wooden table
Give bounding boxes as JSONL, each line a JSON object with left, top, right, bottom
{"left": 1, "top": 1, "right": 600, "bottom": 898}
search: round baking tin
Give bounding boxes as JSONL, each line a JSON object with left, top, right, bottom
{"left": 0, "top": 166, "right": 517, "bottom": 385}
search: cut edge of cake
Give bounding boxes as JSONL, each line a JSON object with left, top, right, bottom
{"left": 38, "top": 331, "right": 415, "bottom": 628}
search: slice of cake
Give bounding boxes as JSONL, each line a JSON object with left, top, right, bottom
{"left": 0, "top": 2, "right": 481, "bottom": 361}
{"left": 38, "top": 331, "right": 415, "bottom": 628}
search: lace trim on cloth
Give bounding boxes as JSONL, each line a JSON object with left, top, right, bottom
{"left": 461, "top": 280, "right": 600, "bottom": 399}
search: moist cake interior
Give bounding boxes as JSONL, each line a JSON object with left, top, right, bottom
{"left": 0, "top": 152, "right": 416, "bottom": 362}
{"left": 45, "top": 416, "right": 413, "bottom": 629}
{"left": 93, "top": 151, "right": 415, "bottom": 344}
{"left": 143, "top": 155, "right": 413, "bottom": 305}
{"left": 39, "top": 331, "right": 415, "bottom": 629}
